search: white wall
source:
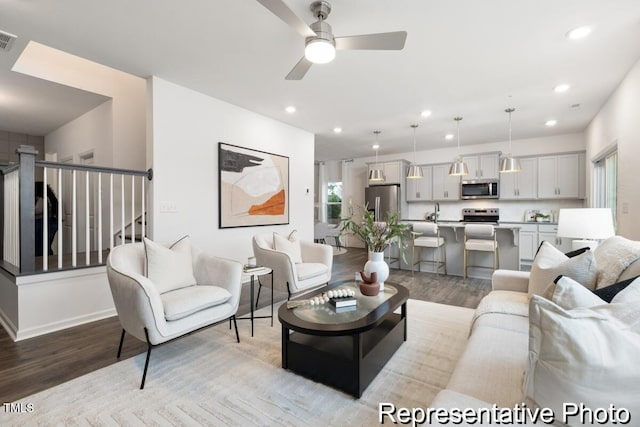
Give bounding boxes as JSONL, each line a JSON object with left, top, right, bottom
{"left": 586, "top": 57, "right": 640, "bottom": 240}
{"left": 45, "top": 101, "right": 113, "bottom": 166}
{"left": 148, "top": 77, "right": 315, "bottom": 262}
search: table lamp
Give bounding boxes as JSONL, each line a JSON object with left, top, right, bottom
{"left": 557, "top": 208, "right": 615, "bottom": 251}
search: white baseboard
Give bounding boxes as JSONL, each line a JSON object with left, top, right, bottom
{"left": 14, "top": 308, "right": 117, "bottom": 341}
{"left": 0, "top": 309, "right": 18, "bottom": 341}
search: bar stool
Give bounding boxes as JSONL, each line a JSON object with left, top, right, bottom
{"left": 412, "top": 222, "right": 447, "bottom": 275}
{"left": 464, "top": 224, "right": 499, "bottom": 279}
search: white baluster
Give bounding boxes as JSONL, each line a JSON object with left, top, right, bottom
{"left": 131, "top": 175, "right": 135, "bottom": 244}
{"left": 109, "top": 174, "right": 114, "bottom": 250}
{"left": 43, "top": 167, "right": 48, "bottom": 271}
{"left": 85, "top": 170, "right": 90, "bottom": 265}
{"left": 121, "top": 175, "right": 125, "bottom": 245}
{"left": 72, "top": 169, "right": 77, "bottom": 267}
{"left": 98, "top": 172, "right": 102, "bottom": 264}
{"left": 58, "top": 168, "right": 63, "bottom": 269}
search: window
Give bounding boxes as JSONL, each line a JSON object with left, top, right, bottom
{"left": 327, "top": 182, "right": 342, "bottom": 224}
{"left": 592, "top": 149, "right": 617, "bottom": 227}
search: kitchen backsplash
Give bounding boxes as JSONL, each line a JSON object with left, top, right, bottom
{"left": 405, "top": 199, "right": 584, "bottom": 222}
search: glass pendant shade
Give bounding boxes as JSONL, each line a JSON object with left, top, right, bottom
{"left": 449, "top": 158, "right": 469, "bottom": 176}
{"left": 407, "top": 164, "right": 424, "bottom": 179}
{"left": 499, "top": 156, "right": 522, "bottom": 173}
{"left": 448, "top": 117, "right": 468, "bottom": 176}
{"left": 499, "top": 107, "right": 521, "bottom": 173}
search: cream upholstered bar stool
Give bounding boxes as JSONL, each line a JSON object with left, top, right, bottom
{"left": 463, "top": 224, "right": 499, "bottom": 279}
{"left": 411, "top": 222, "right": 447, "bottom": 275}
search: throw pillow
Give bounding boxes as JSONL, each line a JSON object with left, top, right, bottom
{"left": 611, "top": 277, "right": 640, "bottom": 303}
{"left": 528, "top": 241, "right": 597, "bottom": 297}
{"left": 594, "top": 235, "right": 640, "bottom": 289}
{"left": 273, "top": 231, "right": 302, "bottom": 264}
{"left": 144, "top": 236, "right": 197, "bottom": 294}
{"left": 525, "top": 296, "right": 640, "bottom": 423}
{"left": 543, "top": 275, "right": 605, "bottom": 309}
{"left": 592, "top": 275, "right": 640, "bottom": 303}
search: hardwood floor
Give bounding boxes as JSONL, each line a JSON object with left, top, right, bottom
{"left": 0, "top": 247, "right": 491, "bottom": 402}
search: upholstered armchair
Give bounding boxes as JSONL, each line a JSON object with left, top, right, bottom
{"left": 252, "top": 232, "right": 332, "bottom": 299}
{"left": 106, "top": 237, "right": 243, "bottom": 389}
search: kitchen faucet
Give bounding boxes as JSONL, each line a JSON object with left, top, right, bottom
{"left": 434, "top": 202, "right": 440, "bottom": 223}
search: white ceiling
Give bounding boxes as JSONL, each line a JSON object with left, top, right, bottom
{"left": 1, "top": 0, "right": 640, "bottom": 160}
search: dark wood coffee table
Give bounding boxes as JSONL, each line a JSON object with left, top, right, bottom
{"left": 278, "top": 281, "right": 409, "bottom": 397}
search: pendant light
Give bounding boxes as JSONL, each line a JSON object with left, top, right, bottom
{"left": 406, "top": 124, "right": 424, "bottom": 179}
{"left": 368, "top": 130, "right": 385, "bottom": 182}
{"left": 499, "top": 107, "right": 522, "bottom": 173}
{"left": 448, "top": 117, "right": 468, "bottom": 176}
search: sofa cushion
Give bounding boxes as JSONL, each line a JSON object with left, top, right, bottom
{"left": 446, "top": 324, "right": 528, "bottom": 408}
{"left": 161, "top": 285, "right": 232, "bottom": 321}
{"left": 296, "top": 262, "right": 328, "bottom": 281}
{"left": 144, "top": 236, "right": 197, "bottom": 294}
{"left": 594, "top": 235, "right": 640, "bottom": 288}
{"left": 471, "top": 291, "right": 529, "bottom": 333}
{"left": 543, "top": 275, "right": 605, "bottom": 309}
{"left": 612, "top": 277, "right": 640, "bottom": 303}
{"left": 525, "top": 296, "right": 640, "bottom": 422}
{"left": 273, "top": 231, "right": 302, "bottom": 264}
{"left": 592, "top": 275, "right": 639, "bottom": 302}
{"left": 528, "top": 241, "right": 596, "bottom": 297}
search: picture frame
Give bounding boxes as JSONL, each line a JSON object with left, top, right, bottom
{"left": 218, "top": 142, "right": 289, "bottom": 228}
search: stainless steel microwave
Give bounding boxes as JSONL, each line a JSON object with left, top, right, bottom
{"left": 461, "top": 179, "right": 499, "bottom": 199}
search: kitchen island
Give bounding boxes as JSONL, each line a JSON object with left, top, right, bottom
{"left": 396, "top": 220, "right": 522, "bottom": 279}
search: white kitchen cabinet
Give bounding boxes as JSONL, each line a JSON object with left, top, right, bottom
{"left": 368, "top": 160, "right": 407, "bottom": 185}
{"left": 518, "top": 223, "right": 539, "bottom": 269}
{"left": 462, "top": 153, "right": 500, "bottom": 180}
{"left": 537, "top": 153, "right": 582, "bottom": 199}
{"left": 406, "top": 165, "right": 433, "bottom": 202}
{"left": 499, "top": 157, "right": 537, "bottom": 199}
{"left": 432, "top": 164, "right": 460, "bottom": 200}
{"left": 538, "top": 224, "right": 573, "bottom": 253}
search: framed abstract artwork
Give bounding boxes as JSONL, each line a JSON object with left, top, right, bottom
{"left": 218, "top": 142, "right": 289, "bottom": 228}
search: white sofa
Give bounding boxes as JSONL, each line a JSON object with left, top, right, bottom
{"left": 430, "top": 248, "right": 640, "bottom": 424}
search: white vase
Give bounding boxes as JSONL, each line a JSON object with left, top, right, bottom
{"left": 364, "top": 251, "right": 389, "bottom": 290}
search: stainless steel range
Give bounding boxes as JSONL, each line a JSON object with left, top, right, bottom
{"left": 462, "top": 208, "right": 500, "bottom": 223}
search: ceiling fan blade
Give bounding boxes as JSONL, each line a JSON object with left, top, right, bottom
{"left": 255, "top": 0, "right": 316, "bottom": 38}
{"left": 335, "top": 31, "right": 407, "bottom": 50}
{"left": 285, "top": 56, "right": 313, "bottom": 80}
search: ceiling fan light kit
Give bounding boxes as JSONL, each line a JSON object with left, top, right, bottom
{"left": 499, "top": 107, "right": 521, "bottom": 173}
{"left": 257, "top": 0, "right": 407, "bottom": 80}
{"left": 448, "top": 117, "right": 469, "bottom": 176}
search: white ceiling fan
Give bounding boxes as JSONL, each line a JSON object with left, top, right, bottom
{"left": 256, "top": 0, "right": 408, "bottom": 80}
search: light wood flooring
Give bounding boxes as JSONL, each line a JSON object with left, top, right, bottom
{"left": 0, "top": 247, "right": 491, "bottom": 402}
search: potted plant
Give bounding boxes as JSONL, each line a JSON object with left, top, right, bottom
{"left": 340, "top": 206, "right": 413, "bottom": 288}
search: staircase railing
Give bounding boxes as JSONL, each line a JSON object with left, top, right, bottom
{"left": 0, "top": 145, "right": 152, "bottom": 274}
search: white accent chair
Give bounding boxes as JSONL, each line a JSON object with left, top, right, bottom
{"left": 106, "top": 241, "right": 242, "bottom": 389}
{"left": 252, "top": 232, "right": 333, "bottom": 299}
{"left": 464, "top": 224, "right": 499, "bottom": 279}
{"left": 412, "top": 222, "right": 447, "bottom": 275}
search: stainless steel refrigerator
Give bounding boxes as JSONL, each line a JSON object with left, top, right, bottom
{"left": 365, "top": 184, "right": 400, "bottom": 221}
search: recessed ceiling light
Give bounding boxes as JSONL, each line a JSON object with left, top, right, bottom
{"left": 566, "top": 25, "right": 592, "bottom": 40}
{"left": 554, "top": 84, "right": 570, "bottom": 93}
{"left": 420, "top": 110, "right": 432, "bottom": 117}
{"left": 372, "top": 144, "right": 380, "bottom": 149}
{"left": 285, "top": 106, "right": 296, "bottom": 113}
{"left": 333, "top": 127, "right": 342, "bottom": 133}
{"left": 445, "top": 133, "right": 454, "bottom": 140}
{"left": 545, "top": 119, "right": 558, "bottom": 127}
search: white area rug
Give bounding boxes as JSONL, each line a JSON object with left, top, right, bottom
{"left": 4, "top": 300, "right": 473, "bottom": 426}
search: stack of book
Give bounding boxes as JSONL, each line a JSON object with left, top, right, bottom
{"left": 330, "top": 296, "right": 357, "bottom": 313}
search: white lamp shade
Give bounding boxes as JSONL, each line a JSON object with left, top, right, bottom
{"left": 557, "top": 208, "right": 615, "bottom": 239}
